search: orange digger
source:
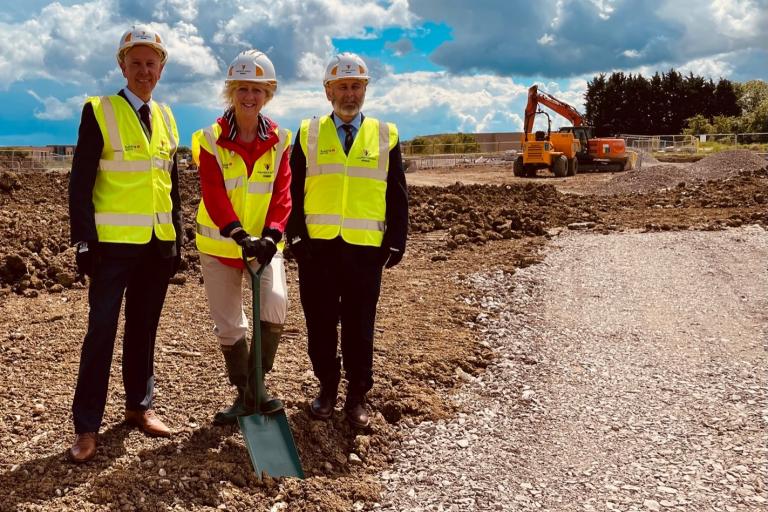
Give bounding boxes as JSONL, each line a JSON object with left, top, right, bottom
{"left": 514, "top": 85, "right": 640, "bottom": 178}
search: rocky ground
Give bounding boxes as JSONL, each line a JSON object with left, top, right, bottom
{"left": 0, "top": 150, "right": 766, "bottom": 511}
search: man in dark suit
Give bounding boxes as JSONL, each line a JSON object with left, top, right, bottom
{"left": 67, "top": 26, "right": 183, "bottom": 463}
{"left": 287, "top": 52, "right": 408, "bottom": 429}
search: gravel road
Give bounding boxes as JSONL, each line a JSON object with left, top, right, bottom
{"left": 378, "top": 226, "right": 768, "bottom": 511}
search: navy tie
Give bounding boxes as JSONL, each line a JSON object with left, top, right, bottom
{"left": 139, "top": 103, "right": 152, "bottom": 137}
{"left": 341, "top": 124, "right": 354, "bottom": 154}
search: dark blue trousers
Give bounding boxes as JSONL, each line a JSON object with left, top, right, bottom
{"left": 72, "top": 249, "right": 173, "bottom": 433}
{"left": 298, "top": 238, "right": 383, "bottom": 396}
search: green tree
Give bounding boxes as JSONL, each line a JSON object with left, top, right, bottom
{"left": 684, "top": 114, "right": 712, "bottom": 135}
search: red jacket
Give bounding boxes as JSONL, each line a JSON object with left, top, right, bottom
{"left": 198, "top": 115, "right": 292, "bottom": 268}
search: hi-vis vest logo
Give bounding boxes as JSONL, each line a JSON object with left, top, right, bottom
{"left": 359, "top": 148, "right": 374, "bottom": 163}
{"left": 124, "top": 143, "right": 140, "bottom": 151}
{"left": 320, "top": 147, "right": 337, "bottom": 155}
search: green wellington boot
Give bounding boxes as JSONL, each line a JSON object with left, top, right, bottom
{"left": 213, "top": 338, "right": 250, "bottom": 425}
{"left": 255, "top": 321, "right": 284, "bottom": 414}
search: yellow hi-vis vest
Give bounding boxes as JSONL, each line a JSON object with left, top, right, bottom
{"left": 299, "top": 115, "right": 398, "bottom": 247}
{"left": 191, "top": 123, "right": 291, "bottom": 258}
{"left": 87, "top": 95, "right": 178, "bottom": 244}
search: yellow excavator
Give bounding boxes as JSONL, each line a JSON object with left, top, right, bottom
{"left": 514, "top": 85, "right": 640, "bottom": 178}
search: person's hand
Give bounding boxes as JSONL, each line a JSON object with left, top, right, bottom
{"left": 75, "top": 241, "right": 100, "bottom": 278}
{"left": 380, "top": 247, "right": 403, "bottom": 269}
{"left": 232, "top": 230, "right": 259, "bottom": 258}
{"left": 254, "top": 237, "right": 277, "bottom": 266}
{"left": 289, "top": 239, "right": 312, "bottom": 265}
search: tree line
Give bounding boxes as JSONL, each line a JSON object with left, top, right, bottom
{"left": 584, "top": 70, "right": 768, "bottom": 136}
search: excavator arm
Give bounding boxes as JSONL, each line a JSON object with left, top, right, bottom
{"left": 523, "top": 84, "right": 584, "bottom": 136}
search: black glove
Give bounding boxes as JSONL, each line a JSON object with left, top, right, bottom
{"left": 254, "top": 237, "right": 277, "bottom": 265}
{"left": 75, "top": 241, "right": 100, "bottom": 278}
{"left": 289, "top": 239, "right": 312, "bottom": 265}
{"left": 381, "top": 247, "right": 403, "bottom": 269}
{"left": 233, "top": 231, "right": 261, "bottom": 259}
{"left": 232, "top": 230, "right": 276, "bottom": 264}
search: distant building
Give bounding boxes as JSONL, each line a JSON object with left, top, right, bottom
{"left": 473, "top": 132, "right": 523, "bottom": 153}
{"left": 0, "top": 145, "right": 74, "bottom": 161}
{"left": 49, "top": 145, "right": 75, "bottom": 157}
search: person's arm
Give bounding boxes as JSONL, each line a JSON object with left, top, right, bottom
{"left": 286, "top": 133, "right": 309, "bottom": 244}
{"left": 197, "top": 147, "right": 241, "bottom": 235}
{"left": 383, "top": 138, "right": 408, "bottom": 253}
{"left": 262, "top": 143, "right": 292, "bottom": 243}
{"left": 68, "top": 103, "right": 102, "bottom": 244}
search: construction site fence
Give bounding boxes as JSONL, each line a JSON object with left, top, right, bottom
{"left": 621, "top": 132, "right": 768, "bottom": 153}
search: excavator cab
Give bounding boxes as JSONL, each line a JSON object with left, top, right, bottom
{"left": 559, "top": 126, "right": 591, "bottom": 159}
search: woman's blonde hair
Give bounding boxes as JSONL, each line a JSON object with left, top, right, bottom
{"left": 222, "top": 80, "right": 275, "bottom": 108}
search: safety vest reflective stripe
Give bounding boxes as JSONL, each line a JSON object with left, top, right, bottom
{"left": 98, "top": 157, "right": 172, "bottom": 173}
{"left": 224, "top": 176, "right": 243, "bottom": 191}
{"left": 203, "top": 127, "right": 225, "bottom": 173}
{"left": 345, "top": 218, "right": 385, "bottom": 231}
{"left": 196, "top": 222, "right": 235, "bottom": 242}
{"left": 347, "top": 167, "right": 387, "bottom": 181}
{"left": 273, "top": 129, "right": 289, "bottom": 168}
{"left": 376, "top": 120, "right": 389, "bottom": 173}
{"left": 305, "top": 213, "right": 341, "bottom": 226}
{"left": 157, "top": 105, "right": 178, "bottom": 153}
{"left": 304, "top": 214, "right": 385, "bottom": 233}
{"left": 306, "top": 163, "right": 344, "bottom": 177}
{"left": 95, "top": 212, "right": 172, "bottom": 227}
{"left": 306, "top": 163, "right": 387, "bottom": 181}
{"left": 100, "top": 96, "right": 124, "bottom": 159}
{"left": 306, "top": 118, "right": 320, "bottom": 170}
{"left": 248, "top": 181, "right": 274, "bottom": 194}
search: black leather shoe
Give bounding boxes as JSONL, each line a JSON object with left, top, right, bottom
{"left": 309, "top": 388, "right": 336, "bottom": 420}
{"left": 344, "top": 401, "right": 370, "bottom": 429}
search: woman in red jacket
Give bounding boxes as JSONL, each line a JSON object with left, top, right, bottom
{"left": 191, "top": 49, "right": 291, "bottom": 424}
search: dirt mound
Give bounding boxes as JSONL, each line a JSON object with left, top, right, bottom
{"left": 601, "top": 150, "right": 766, "bottom": 195}
{"left": 409, "top": 182, "right": 585, "bottom": 250}
{"left": 690, "top": 149, "right": 767, "bottom": 178}
{"left": 0, "top": 171, "right": 78, "bottom": 296}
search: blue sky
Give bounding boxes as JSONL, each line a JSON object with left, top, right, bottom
{"left": 0, "top": 0, "right": 766, "bottom": 146}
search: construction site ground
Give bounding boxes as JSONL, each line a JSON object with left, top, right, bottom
{"left": 0, "top": 150, "right": 766, "bottom": 511}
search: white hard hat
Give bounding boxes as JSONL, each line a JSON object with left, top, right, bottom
{"left": 323, "top": 52, "right": 369, "bottom": 85}
{"left": 225, "top": 49, "right": 277, "bottom": 89}
{"left": 117, "top": 26, "right": 168, "bottom": 64}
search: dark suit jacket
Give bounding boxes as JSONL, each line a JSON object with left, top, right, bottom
{"left": 286, "top": 113, "right": 408, "bottom": 252}
{"left": 68, "top": 90, "right": 183, "bottom": 258}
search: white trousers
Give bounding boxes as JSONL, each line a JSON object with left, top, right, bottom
{"left": 200, "top": 252, "right": 288, "bottom": 346}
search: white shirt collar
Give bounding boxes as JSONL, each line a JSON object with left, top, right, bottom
{"left": 122, "top": 87, "right": 151, "bottom": 113}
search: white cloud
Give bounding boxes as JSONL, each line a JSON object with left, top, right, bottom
{"left": 538, "top": 34, "right": 555, "bottom": 46}
{"left": 28, "top": 90, "right": 87, "bottom": 120}
{"left": 623, "top": 49, "right": 641, "bottom": 58}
